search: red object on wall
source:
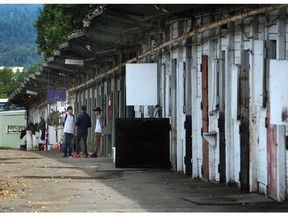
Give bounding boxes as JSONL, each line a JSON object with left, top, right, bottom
{"left": 267, "top": 108, "right": 277, "bottom": 200}
{"left": 44, "top": 129, "right": 48, "bottom": 151}
{"left": 108, "top": 95, "right": 112, "bottom": 120}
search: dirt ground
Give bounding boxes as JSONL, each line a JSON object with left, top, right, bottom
{"left": 1, "top": 148, "right": 288, "bottom": 213}
{"left": 0, "top": 149, "right": 136, "bottom": 212}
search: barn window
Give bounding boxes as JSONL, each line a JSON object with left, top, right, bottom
{"left": 6, "top": 125, "right": 25, "bottom": 134}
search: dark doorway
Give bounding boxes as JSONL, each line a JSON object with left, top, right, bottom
{"left": 185, "top": 115, "right": 192, "bottom": 176}
{"left": 218, "top": 111, "right": 226, "bottom": 182}
{"left": 201, "top": 55, "right": 209, "bottom": 181}
{"left": 218, "top": 51, "right": 226, "bottom": 183}
{"left": 239, "top": 50, "right": 250, "bottom": 192}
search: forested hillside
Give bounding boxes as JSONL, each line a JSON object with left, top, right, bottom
{"left": 0, "top": 4, "right": 43, "bottom": 67}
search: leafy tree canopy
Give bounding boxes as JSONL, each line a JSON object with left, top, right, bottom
{"left": 16, "top": 61, "right": 43, "bottom": 84}
{"left": 0, "top": 62, "right": 42, "bottom": 98}
{"left": 34, "top": 4, "right": 97, "bottom": 59}
{"left": 0, "top": 68, "right": 15, "bottom": 98}
{"left": 1, "top": 4, "right": 97, "bottom": 98}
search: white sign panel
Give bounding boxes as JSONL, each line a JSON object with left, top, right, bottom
{"left": 65, "top": 59, "right": 84, "bottom": 66}
{"left": 126, "top": 63, "right": 157, "bottom": 106}
{"left": 269, "top": 60, "right": 288, "bottom": 125}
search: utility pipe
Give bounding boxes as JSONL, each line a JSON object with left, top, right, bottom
{"left": 69, "top": 4, "right": 288, "bottom": 92}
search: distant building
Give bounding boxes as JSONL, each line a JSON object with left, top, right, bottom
{"left": 0, "top": 99, "right": 9, "bottom": 111}
{"left": 0, "top": 66, "right": 24, "bottom": 73}
{"left": 0, "top": 110, "right": 26, "bottom": 148}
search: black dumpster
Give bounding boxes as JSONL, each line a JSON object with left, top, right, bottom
{"left": 115, "top": 118, "right": 170, "bottom": 168}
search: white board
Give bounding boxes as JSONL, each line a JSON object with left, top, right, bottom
{"left": 126, "top": 63, "right": 157, "bottom": 106}
{"left": 269, "top": 60, "right": 288, "bottom": 125}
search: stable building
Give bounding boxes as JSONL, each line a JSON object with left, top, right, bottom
{"left": 9, "top": 4, "right": 288, "bottom": 201}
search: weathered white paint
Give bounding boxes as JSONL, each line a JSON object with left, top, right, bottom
{"left": 231, "top": 64, "right": 240, "bottom": 184}
{"left": 257, "top": 107, "right": 268, "bottom": 194}
{"left": 250, "top": 40, "right": 267, "bottom": 193}
{"left": 206, "top": 40, "right": 218, "bottom": 181}
{"left": 177, "top": 61, "right": 185, "bottom": 171}
{"left": 26, "top": 130, "right": 33, "bottom": 150}
{"left": 230, "top": 64, "right": 239, "bottom": 126}
{"left": 213, "top": 40, "right": 223, "bottom": 182}
{"left": 225, "top": 54, "right": 234, "bottom": 183}
{"left": 134, "top": 105, "right": 141, "bottom": 118}
{"left": 253, "top": 40, "right": 265, "bottom": 106}
{"left": 225, "top": 24, "right": 239, "bottom": 184}
{"left": 269, "top": 60, "right": 288, "bottom": 125}
{"left": 191, "top": 44, "right": 200, "bottom": 178}
{"left": 163, "top": 62, "right": 170, "bottom": 119}
{"left": 160, "top": 62, "right": 165, "bottom": 117}
{"left": 196, "top": 54, "right": 203, "bottom": 178}
{"left": 144, "top": 106, "right": 149, "bottom": 118}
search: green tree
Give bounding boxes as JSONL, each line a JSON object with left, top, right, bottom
{"left": 15, "top": 61, "right": 43, "bottom": 84}
{"left": 0, "top": 68, "right": 15, "bottom": 98}
{"left": 0, "top": 62, "right": 43, "bottom": 98}
{"left": 34, "top": 4, "right": 96, "bottom": 59}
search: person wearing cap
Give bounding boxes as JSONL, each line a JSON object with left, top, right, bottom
{"left": 74, "top": 105, "right": 92, "bottom": 158}
{"left": 90, "top": 107, "right": 104, "bottom": 158}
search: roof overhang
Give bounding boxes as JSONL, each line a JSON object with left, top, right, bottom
{"left": 9, "top": 4, "right": 279, "bottom": 107}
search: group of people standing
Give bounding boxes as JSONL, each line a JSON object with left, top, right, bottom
{"left": 59, "top": 105, "right": 104, "bottom": 158}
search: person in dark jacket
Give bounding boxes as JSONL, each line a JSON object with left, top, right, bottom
{"left": 74, "top": 105, "right": 92, "bottom": 158}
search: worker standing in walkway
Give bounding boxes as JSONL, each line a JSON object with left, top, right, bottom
{"left": 90, "top": 107, "right": 104, "bottom": 157}
{"left": 59, "top": 106, "right": 76, "bottom": 158}
{"left": 74, "top": 105, "right": 91, "bottom": 158}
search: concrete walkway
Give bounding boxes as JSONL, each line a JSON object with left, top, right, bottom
{"left": 0, "top": 149, "right": 288, "bottom": 212}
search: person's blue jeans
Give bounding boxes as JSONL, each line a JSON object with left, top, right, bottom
{"left": 64, "top": 133, "right": 74, "bottom": 156}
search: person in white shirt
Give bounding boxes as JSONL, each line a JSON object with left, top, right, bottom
{"left": 60, "top": 106, "right": 76, "bottom": 157}
{"left": 90, "top": 107, "right": 104, "bottom": 157}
